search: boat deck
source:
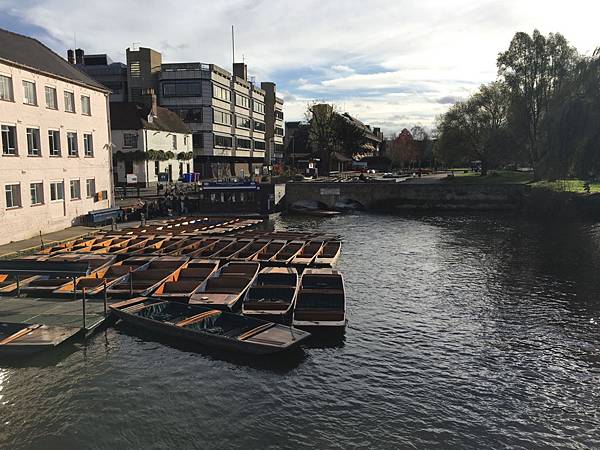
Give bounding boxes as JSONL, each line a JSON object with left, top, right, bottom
{"left": 0, "top": 295, "right": 113, "bottom": 333}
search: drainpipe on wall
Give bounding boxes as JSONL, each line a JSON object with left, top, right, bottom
{"left": 106, "top": 93, "right": 115, "bottom": 208}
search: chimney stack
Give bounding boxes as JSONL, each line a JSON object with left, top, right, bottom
{"left": 67, "top": 49, "right": 75, "bottom": 64}
{"left": 233, "top": 62, "right": 247, "bottom": 81}
{"left": 142, "top": 88, "right": 158, "bottom": 117}
{"left": 75, "top": 48, "right": 84, "bottom": 64}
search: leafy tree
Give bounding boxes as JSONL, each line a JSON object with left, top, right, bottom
{"left": 497, "top": 30, "right": 578, "bottom": 177}
{"left": 332, "top": 114, "right": 366, "bottom": 158}
{"left": 306, "top": 102, "right": 337, "bottom": 174}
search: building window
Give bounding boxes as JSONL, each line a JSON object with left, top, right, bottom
{"left": 253, "top": 121, "right": 266, "bottom": 132}
{"left": 22, "top": 81, "right": 37, "bottom": 105}
{"left": 1, "top": 125, "right": 17, "bottom": 155}
{"left": 275, "top": 127, "right": 284, "bottom": 136}
{"left": 45, "top": 86, "right": 58, "bottom": 109}
{"left": 0, "top": 75, "right": 13, "bottom": 101}
{"left": 213, "top": 109, "right": 232, "bottom": 126}
{"left": 183, "top": 136, "right": 188, "bottom": 146}
{"left": 154, "top": 161, "right": 160, "bottom": 175}
{"left": 50, "top": 181, "right": 64, "bottom": 201}
{"left": 235, "top": 93, "right": 250, "bottom": 109}
{"left": 30, "top": 182, "right": 43, "bottom": 205}
{"left": 83, "top": 133, "right": 93, "bottom": 157}
{"left": 86, "top": 179, "right": 95, "bottom": 198}
{"left": 48, "top": 130, "right": 61, "bottom": 156}
{"left": 69, "top": 179, "right": 81, "bottom": 200}
{"left": 129, "top": 61, "right": 140, "bottom": 78}
{"left": 214, "top": 135, "right": 233, "bottom": 148}
{"left": 275, "top": 110, "right": 284, "bottom": 120}
{"left": 192, "top": 132, "right": 204, "bottom": 148}
{"left": 253, "top": 101, "right": 264, "bottom": 114}
{"left": 81, "top": 95, "right": 91, "bottom": 115}
{"left": 236, "top": 138, "right": 251, "bottom": 149}
{"left": 64, "top": 91, "right": 75, "bottom": 113}
{"left": 236, "top": 115, "right": 251, "bottom": 130}
{"left": 162, "top": 82, "right": 202, "bottom": 97}
{"left": 123, "top": 133, "right": 138, "bottom": 148}
{"left": 5, "top": 184, "right": 21, "bottom": 208}
{"left": 172, "top": 135, "right": 177, "bottom": 150}
{"left": 179, "top": 163, "right": 183, "bottom": 177}
{"left": 67, "top": 132, "right": 78, "bottom": 156}
{"left": 254, "top": 140, "right": 266, "bottom": 150}
{"left": 213, "top": 84, "right": 230, "bottom": 102}
{"left": 176, "top": 108, "right": 202, "bottom": 123}
{"left": 26, "top": 128, "right": 41, "bottom": 156}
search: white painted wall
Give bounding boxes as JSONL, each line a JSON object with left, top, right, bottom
{"left": 0, "top": 61, "right": 113, "bottom": 246}
{"left": 112, "top": 128, "right": 192, "bottom": 184}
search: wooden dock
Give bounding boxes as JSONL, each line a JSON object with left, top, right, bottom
{"left": 0, "top": 295, "right": 112, "bottom": 333}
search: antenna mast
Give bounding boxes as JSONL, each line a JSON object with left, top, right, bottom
{"left": 231, "top": 25, "right": 235, "bottom": 66}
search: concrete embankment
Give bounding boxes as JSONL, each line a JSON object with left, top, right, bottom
{"left": 285, "top": 182, "right": 529, "bottom": 211}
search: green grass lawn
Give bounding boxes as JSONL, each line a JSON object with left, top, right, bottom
{"left": 443, "top": 170, "right": 600, "bottom": 193}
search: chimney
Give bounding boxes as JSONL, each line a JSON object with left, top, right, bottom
{"left": 142, "top": 88, "right": 158, "bottom": 117}
{"left": 75, "top": 48, "right": 84, "bottom": 64}
{"left": 67, "top": 49, "right": 75, "bottom": 64}
{"left": 233, "top": 62, "right": 247, "bottom": 81}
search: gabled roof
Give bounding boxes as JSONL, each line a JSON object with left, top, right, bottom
{"left": 110, "top": 102, "right": 191, "bottom": 134}
{"left": 0, "top": 27, "right": 108, "bottom": 92}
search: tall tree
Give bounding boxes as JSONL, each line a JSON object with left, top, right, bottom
{"left": 306, "top": 103, "right": 337, "bottom": 174}
{"left": 332, "top": 114, "right": 366, "bottom": 158}
{"left": 497, "top": 30, "right": 578, "bottom": 177}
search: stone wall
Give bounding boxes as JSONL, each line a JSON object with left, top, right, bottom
{"left": 285, "top": 182, "right": 529, "bottom": 211}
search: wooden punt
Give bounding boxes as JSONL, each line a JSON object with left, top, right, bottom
{"left": 0, "top": 322, "right": 82, "bottom": 355}
{"left": 190, "top": 239, "right": 237, "bottom": 258}
{"left": 106, "top": 256, "right": 189, "bottom": 297}
{"left": 211, "top": 239, "right": 254, "bottom": 260}
{"left": 36, "top": 236, "right": 98, "bottom": 255}
{"left": 242, "top": 267, "right": 299, "bottom": 324}
{"left": 20, "top": 255, "right": 117, "bottom": 295}
{"left": 291, "top": 241, "right": 324, "bottom": 267}
{"left": 251, "top": 240, "right": 287, "bottom": 264}
{"left": 153, "top": 259, "right": 219, "bottom": 300}
{"left": 110, "top": 297, "right": 310, "bottom": 355}
{"left": 270, "top": 241, "right": 305, "bottom": 265}
{"left": 53, "top": 256, "right": 156, "bottom": 295}
{"left": 293, "top": 268, "right": 346, "bottom": 331}
{"left": 146, "top": 237, "right": 194, "bottom": 255}
{"left": 313, "top": 241, "right": 342, "bottom": 267}
{"left": 188, "top": 261, "right": 260, "bottom": 311}
{"left": 230, "top": 240, "right": 270, "bottom": 261}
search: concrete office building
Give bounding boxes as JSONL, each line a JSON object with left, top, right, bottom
{"left": 261, "top": 82, "right": 285, "bottom": 164}
{"left": 0, "top": 28, "right": 113, "bottom": 245}
{"left": 68, "top": 49, "right": 128, "bottom": 102}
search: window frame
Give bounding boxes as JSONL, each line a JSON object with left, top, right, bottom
{"left": 235, "top": 93, "right": 250, "bottom": 109}
{"left": 0, "top": 74, "right": 14, "bottom": 102}
{"left": 67, "top": 131, "right": 78, "bottom": 157}
{"left": 64, "top": 91, "right": 76, "bottom": 113}
{"left": 85, "top": 178, "right": 96, "bottom": 198}
{"left": 5, "top": 183, "right": 21, "bottom": 209}
{"left": 1, "top": 124, "right": 18, "bottom": 156}
{"left": 83, "top": 133, "right": 94, "bottom": 157}
{"left": 69, "top": 179, "right": 81, "bottom": 200}
{"left": 81, "top": 95, "right": 91, "bottom": 115}
{"left": 30, "top": 182, "right": 44, "bottom": 206}
{"left": 50, "top": 181, "right": 65, "bottom": 202}
{"left": 48, "top": 129, "right": 61, "bottom": 157}
{"left": 26, "top": 127, "right": 41, "bottom": 156}
{"left": 22, "top": 80, "right": 37, "bottom": 106}
{"left": 45, "top": 86, "right": 58, "bottom": 110}
{"left": 123, "top": 133, "right": 138, "bottom": 149}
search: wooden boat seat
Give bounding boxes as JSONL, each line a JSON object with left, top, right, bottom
{"left": 237, "top": 323, "right": 276, "bottom": 341}
{"left": 0, "top": 324, "right": 41, "bottom": 345}
{"left": 180, "top": 268, "right": 213, "bottom": 279}
{"left": 162, "top": 280, "right": 203, "bottom": 293}
{"left": 132, "top": 269, "right": 174, "bottom": 280}
{"left": 175, "top": 310, "right": 221, "bottom": 327}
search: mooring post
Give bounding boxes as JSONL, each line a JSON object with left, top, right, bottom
{"left": 103, "top": 278, "right": 108, "bottom": 317}
{"left": 73, "top": 276, "right": 77, "bottom": 302}
{"left": 129, "top": 267, "right": 133, "bottom": 297}
{"left": 82, "top": 287, "right": 86, "bottom": 330}
{"left": 16, "top": 275, "right": 20, "bottom": 298}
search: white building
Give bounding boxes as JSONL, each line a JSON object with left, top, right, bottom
{"left": 110, "top": 97, "right": 192, "bottom": 186}
{"left": 0, "top": 28, "right": 113, "bottom": 246}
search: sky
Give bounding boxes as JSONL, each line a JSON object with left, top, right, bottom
{"left": 1, "top": 0, "right": 599, "bottom": 135}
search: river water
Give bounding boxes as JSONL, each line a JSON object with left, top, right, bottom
{"left": 2, "top": 213, "right": 600, "bottom": 449}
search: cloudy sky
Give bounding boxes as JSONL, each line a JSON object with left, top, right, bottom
{"left": 1, "top": 0, "right": 599, "bottom": 134}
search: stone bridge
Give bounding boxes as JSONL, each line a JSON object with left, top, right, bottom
{"left": 285, "top": 181, "right": 529, "bottom": 211}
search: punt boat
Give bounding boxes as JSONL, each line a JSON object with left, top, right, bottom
{"left": 110, "top": 297, "right": 310, "bottom": 355}
{"left": 292, "top": 268, "right": 346, "bottom": 331}
{"left": 252, "top": 240, "right": 287, "bottom": 264}
{"left": 0, "top": 322, "right": 82, "bottom": 355}
{"left": 242, "top": 267, "right": 299, "bottom": 324}
{"left": 0, "top": 255, "right": 49, "bottom": 294}
{"left": 188, "top": 261, "right": 260, "bottom": 311}
{"left": 230, "top": 240, "right": 270, "bottom": 261}
{"left": 53, "top": 256, "right": 156, "bottom": 296}
{"left": 270, "top": 241, "right": 305, "bottom": 265}
{"left": 211, "top": 239, "right": 254, "bottom": 260}
{"left": 153, "top": 259, "right": 219, "bottom": 300}
{"left": 20, "top": 255, "right": 117, "bottom": 295}
{"left": 36, "top": 236, "right": 98, "bottom": 255}
{"left": 291, "top": 241, "right": 324, "bottom": 267}
{"left": 190, "top": 239, "right": 236, "bottom": 258}
{"left": 313, "top": 241, "right": 342, "bottom": 267}
{"left": 106, "top": 256, "right": 189, "bottom": 297}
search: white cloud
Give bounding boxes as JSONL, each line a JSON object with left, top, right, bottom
{"left": 2, "top": 0, "right": 600, "bottom": 133}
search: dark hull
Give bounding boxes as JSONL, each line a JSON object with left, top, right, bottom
{"left": 112, "top": 308, "right": 304, "bottom": 355}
